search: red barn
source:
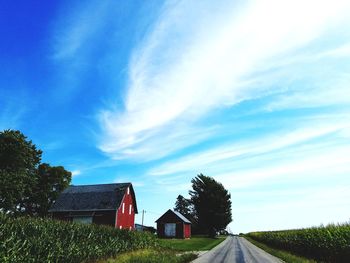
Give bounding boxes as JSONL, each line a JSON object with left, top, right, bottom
{"left": 49, "top": 183, "right": 137, "bottom": 229}
{"left": 156, "top": 209, "right": 191, "bottom": 239}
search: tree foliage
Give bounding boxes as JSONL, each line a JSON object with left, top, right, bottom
{"left": 174, "top": 194, "right": 198, "bottom": 228}
{"left": 0, "top": 130, "right": 71, "bottom": 216}
{"left": 174, "top": 195, "right": 192, "bottom": 218}
{"left": 0, "top": 130, "right": 42, "bottom": 214}
{"left": 189, "top": 174, "right": 232, "bottom": 237}
{"left": 26, "top": 163, "right": 71, "bottom": 216}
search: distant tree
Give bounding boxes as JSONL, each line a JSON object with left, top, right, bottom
{"left": 0, "top": 130, "right": 71, "bottom": 216}
{"left": 0, "top": 130, "right": 42, "bottom": 214}
{"left": 189, "top": 174, "right": 232, "bottom": 237}
{"left": 174, "top": 195, "right": 192, "bottom": 218}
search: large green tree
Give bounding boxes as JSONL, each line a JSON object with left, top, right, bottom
{"left": 0, "top": 130, "right": 71, "bottom": 216}
{"left": 0, "top": 130, "right": 42, "bottom": 214}
{"left": 189, "top": 174, "right": 232, "bottom": 237}
{"left": 25, "top": 163, "right": 71, "bottom": 216}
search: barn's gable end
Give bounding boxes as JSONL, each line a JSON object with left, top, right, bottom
{"left": 49, "top": 183, "right": 137, "bottom": 229}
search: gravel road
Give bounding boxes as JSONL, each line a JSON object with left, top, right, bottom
{"left": 192, "top": 236, "right": 283, "bottom": 263}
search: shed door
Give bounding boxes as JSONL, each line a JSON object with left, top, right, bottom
{"left": 164, "top": 223, "right": 176, "bottom": 237}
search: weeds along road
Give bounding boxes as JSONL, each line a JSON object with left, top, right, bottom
{"left": 192, "top": 236, "right": 283, "bottom": 263}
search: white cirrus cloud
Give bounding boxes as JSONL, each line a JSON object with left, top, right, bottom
{"left": 148, "top": 117, "right": 350, "bottom": 177}
{"left": 98, "top": 0, "right": 350, "bottom": 160}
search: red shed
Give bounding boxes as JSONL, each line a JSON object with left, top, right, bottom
{"left": 156, "top": 209, "right": 191, "bottom": 239}
{"left": 49, "top": 183, "right": 137, "bottom": 229}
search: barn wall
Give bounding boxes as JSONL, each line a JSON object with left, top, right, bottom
{"left": 52, "top": 211, "right": 116, "bottom": 227}
{"left": 115, "top": 187, "right": 135, "bottom": 229}
{"left": 176, "top": 222, "right": 184, "bottom": 238}
{"left": 93, "top": 211, "right": 116, "bottom": 227}
{"left": 157, "top": 223, "right": 165, "bottom": 238}
{"left": 52, "top": 212, "right": 72, "bottom": 222}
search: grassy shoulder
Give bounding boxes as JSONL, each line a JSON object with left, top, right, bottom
{"left": 102, "top": 235, "right": 227, "bottom": 263}
{"left": 243, "top": 236, "right": 317, "bottom": 263}
{"left": 101, "top": 249, "right": 197, "bottom": 263}
{"left": 101, "top": 235, "right": 227, "bottom": 262}
{"left": 159, "top": 235, "right": 227, "bottom": 251}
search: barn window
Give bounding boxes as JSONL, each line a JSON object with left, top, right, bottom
{"left": 122, "top": 203, "right": 125, "bottom": 213}
{"left": 127, "top": 187, "right": 130, "bottom": 195}
{"left": 129, "top": 204, "right": 132, "bottom": 214}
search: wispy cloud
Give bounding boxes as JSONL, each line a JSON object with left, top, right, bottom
{"left": 215, "top": 145, "right": 350, "bottom": 189}
{"left": 71, "top": 170, "right": 82, "bottom": 177}
{"left": 99, "top": 120, "right": 218, "bottom": 161}
{"left": 141, "top": 115, "right": 350, "bottom": 211}
{"left": 49, "top": 0, "right": 133, "bottom": 101}
{"left": 148, "top": 117, "right": 350, "bottom": 177}
{"left": 52, "top": 0, "right": 112, "bottom": 60}
{"left": 98, "top": 0, "right": 350, "bottom": 160}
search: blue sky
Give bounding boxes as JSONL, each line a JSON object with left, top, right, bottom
{"left": 1, "top": 0, "right": 350, "bottom": 233}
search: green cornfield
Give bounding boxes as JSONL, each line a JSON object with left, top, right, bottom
{"left": 0, "top": 213, "right": 158, "bottom": 263}
{"left": 247, "top": 223, "right": 350, "bottom": 263}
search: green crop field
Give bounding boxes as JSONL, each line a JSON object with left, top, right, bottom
{"left": 247, "top": 223, "right": 350, "bottom": 262}
{"left": 0, "top": 213, "right": 158, "bottom": 263}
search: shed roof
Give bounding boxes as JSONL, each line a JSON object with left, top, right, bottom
{"left": 155, "top": 209, "right": 191, "bottom": 224}
{"left": 49, "top": 183, "right": 138, "bottom": 213}
{"left": 173, "top": 210, "right": 191, "bottom": 223}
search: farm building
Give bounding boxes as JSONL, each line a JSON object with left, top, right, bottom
{"left": 49, "top": 183, "right": 137, "bottom": 229}
{"left": 135, "top": 224, "right": 157, "bottom": 234}
{"left": 155, "top": 209, "right": 191, "bottom": 238}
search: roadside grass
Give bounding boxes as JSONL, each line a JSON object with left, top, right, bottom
{"left": 243, "top": 236, "right": 317, "bottom": 263}
{"left": 100, "top": 249, "right": 197, "bottom": 263}
{"left": 158, "top": 235, "right": 227, "bottom": 251}
{"left": 101, "top": 235, "right": 226, "bottom": 262}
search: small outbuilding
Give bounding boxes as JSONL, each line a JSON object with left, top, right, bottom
{"left": 49, "top": 183, "right": 137, "bottom": 229}
{"left": 135, "top": 224, "right": 157, "bottom": 234}
{"left": 155, "top": 209, "right": 191, "bottom": 239}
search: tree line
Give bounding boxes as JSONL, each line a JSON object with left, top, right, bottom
{"left": 174, "top": 174, "right": 232, "bottom": 237}
{"left": 0, "top": 130, "right": 71, "bottom": 216}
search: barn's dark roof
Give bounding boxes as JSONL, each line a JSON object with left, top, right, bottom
{"left": 49, "top": 183, "right": 138, "bottom": 213}
{"left": 155, "top": 209, "right": 191, "bottom": 224}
